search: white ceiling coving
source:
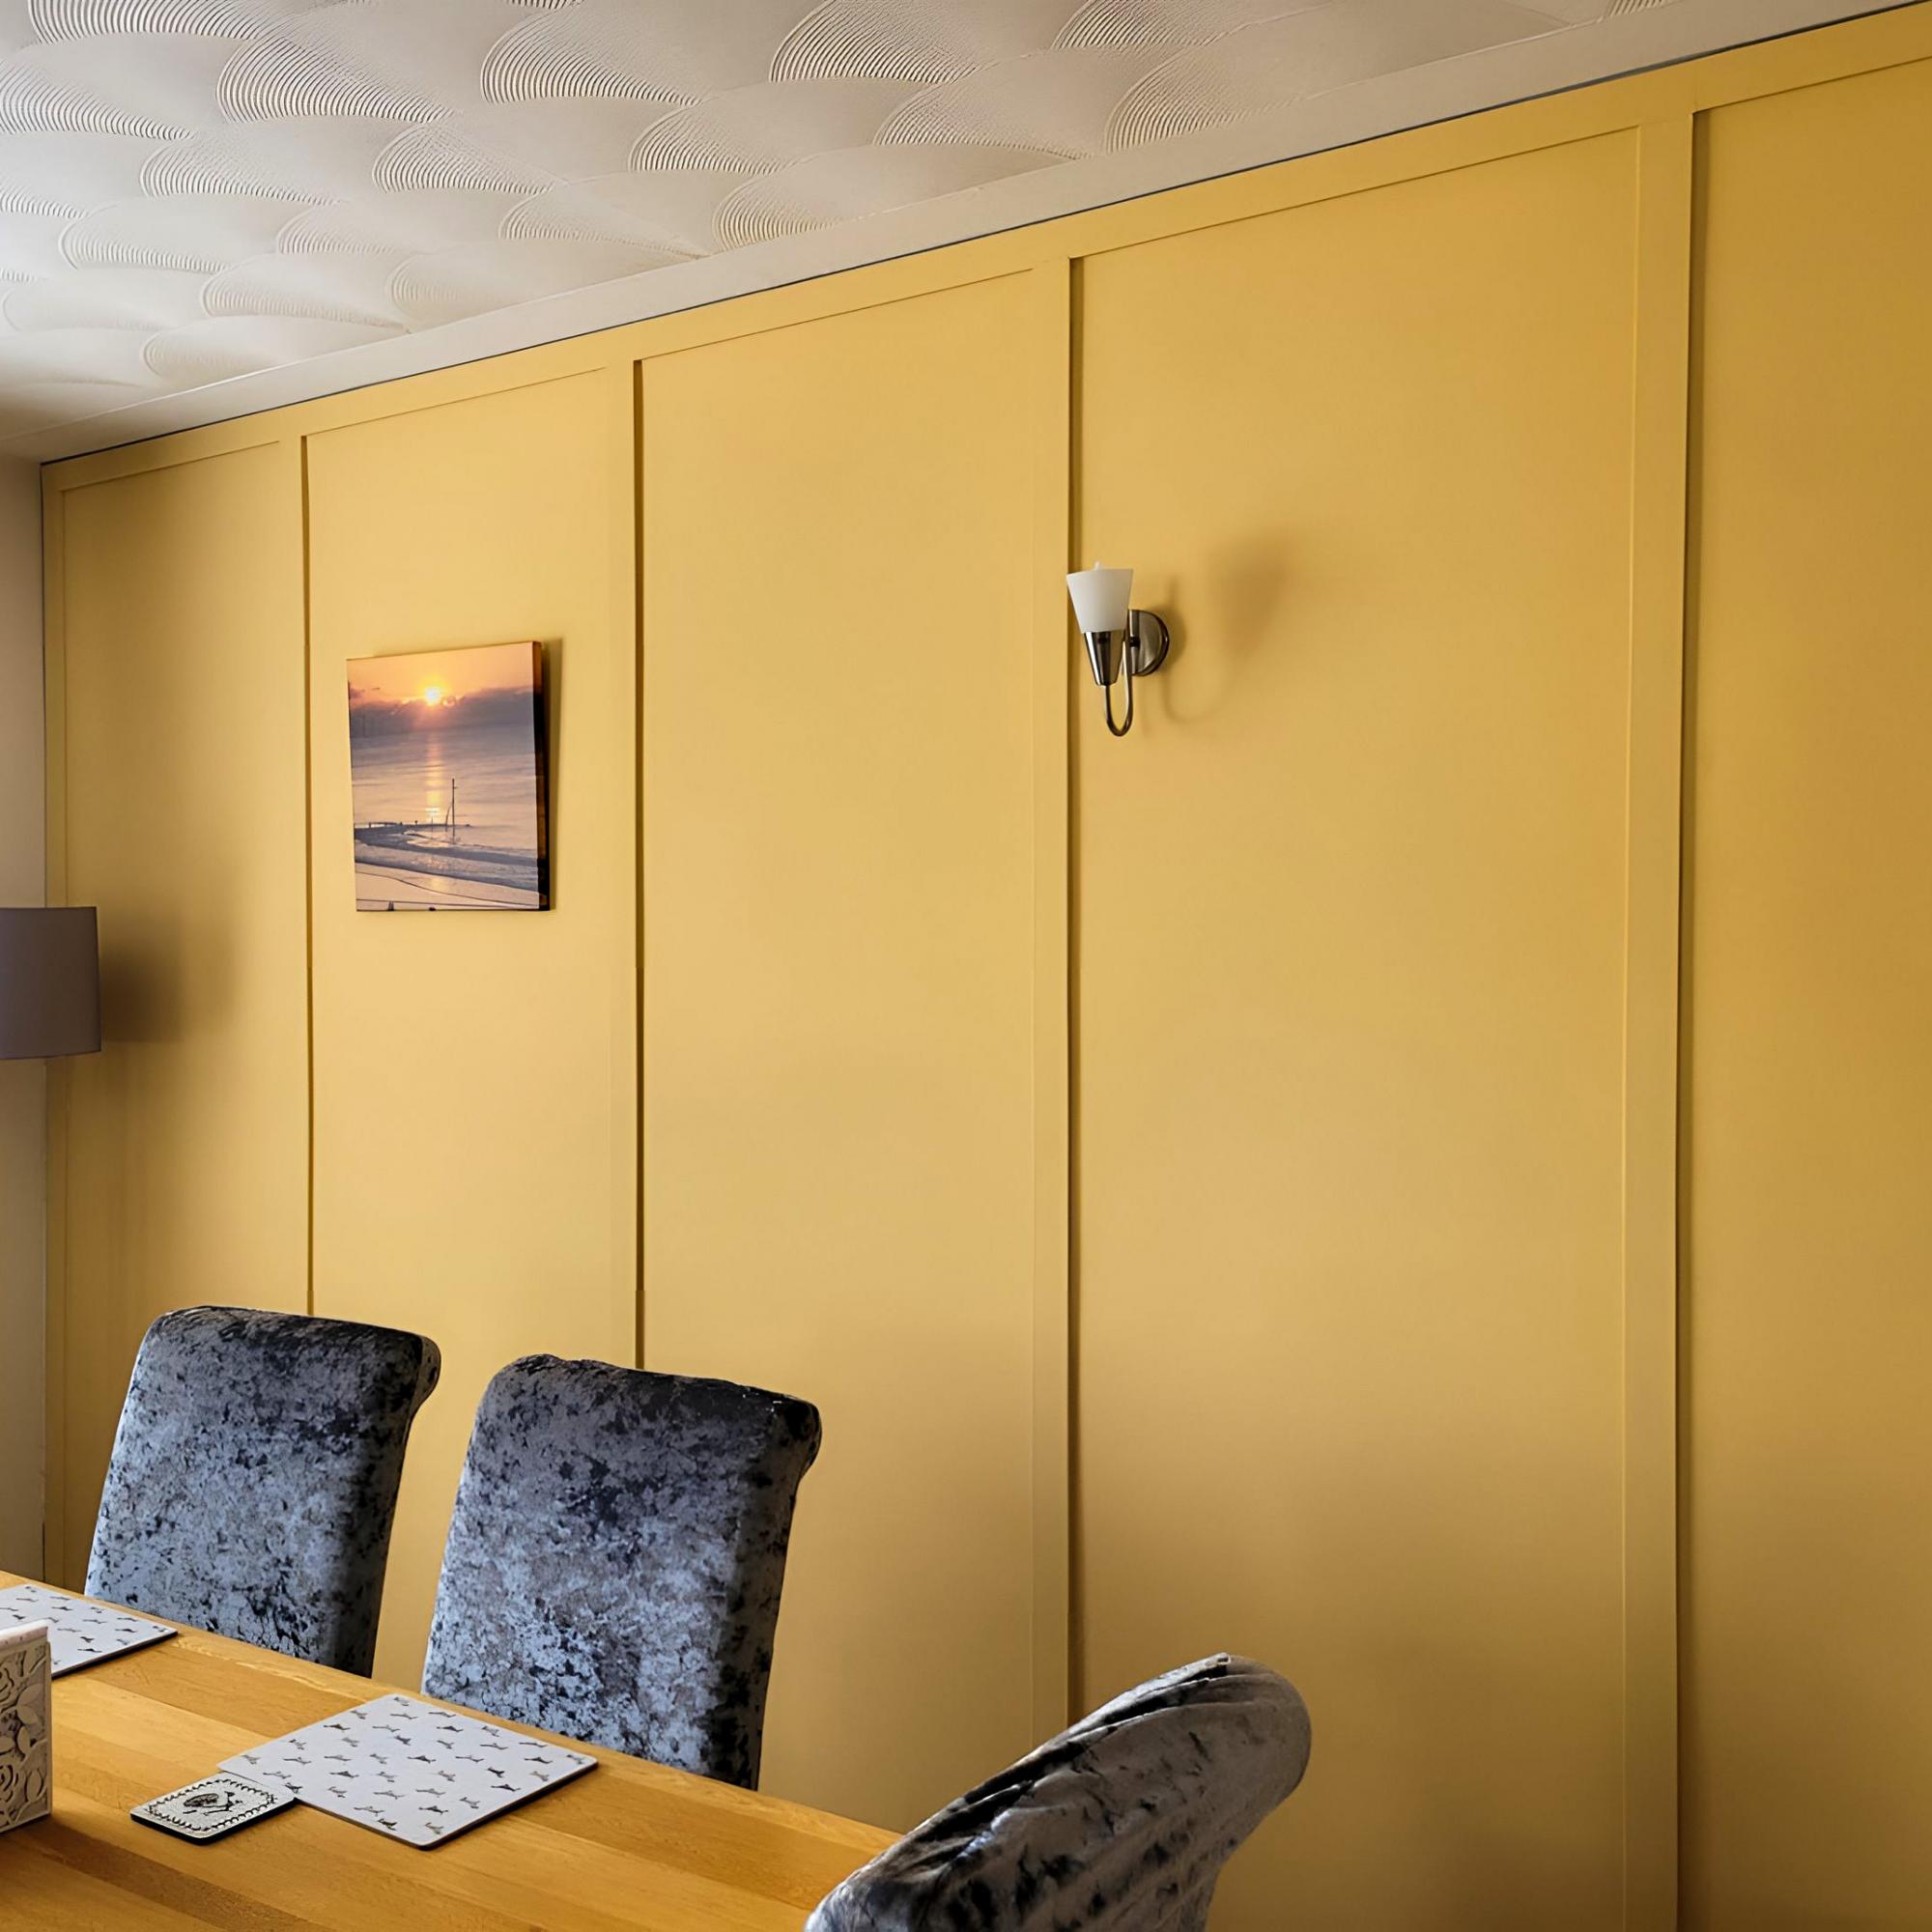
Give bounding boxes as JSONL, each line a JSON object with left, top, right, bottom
{"left": 0, "top": 0, "right": 1898, "bottom": 450}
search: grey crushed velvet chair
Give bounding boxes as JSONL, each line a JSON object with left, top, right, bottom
{"left": 85, "top": 1304, "right": 440, "bottom": 1674}
{"left": 421, "top": 1353, "right": 821, "bottom": 1787}
{"left": 809, "top": 1653, "right": 1310, "bottom": 1932}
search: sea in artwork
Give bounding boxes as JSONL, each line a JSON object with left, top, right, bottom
{"left": 348, "top": 642, "right": 546, "bottom": 911}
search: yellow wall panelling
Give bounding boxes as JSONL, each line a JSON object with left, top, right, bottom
{"left": 40, "top": 9, "right": 1932, "bottom": 1925}
{"left": 303, "top": 369, "right": 639, "bottom": 1683}
{"left": 638, "top": 271, "right": 1063, "bottom": 1830}
{"left": 1078, "top": 129, "right": 1637, "bottom": 1928}
{"left": 1683, "top": 53, "right": 1932, "bottom": 1931}
{"left": 45, "top": 441, "right": 310, "bottom": 1590}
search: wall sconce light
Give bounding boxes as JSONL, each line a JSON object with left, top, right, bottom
{"left": 1066, "top": 563, "right": 1170, "bottom": 737}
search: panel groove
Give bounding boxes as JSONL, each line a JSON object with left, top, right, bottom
{"left": 1026, "top": 257, "right": 1074, "bottom": 1746}
{"left": 298, "top": 434, "right": 317, "bottom": 1324}
{"left": 1622, "top": 109, "right": 1695, "bottom": 1932}
{"left": 38, "top": 466, "right": 69, "bottom": 1586}
{"left": 627, "top": 354, "right": 647, "bottom": 1375}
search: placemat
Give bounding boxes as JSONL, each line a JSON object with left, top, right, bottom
{"left": 0, "top": 1581, "right": 177, "bottom": 1675}
{"left": 220, "top": 1691, "right": 596, "bottom": 1847}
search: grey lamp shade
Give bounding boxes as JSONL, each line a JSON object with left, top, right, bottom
{"left": 0, "top": 908, "right": 100, "bottom": 1060}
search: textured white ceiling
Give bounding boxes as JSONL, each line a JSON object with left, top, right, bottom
{"left": 0, "top": 0, "right": 1842, "bottom": 443}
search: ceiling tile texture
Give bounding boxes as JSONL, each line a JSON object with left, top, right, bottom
{"left": 0, "top": 0, "right": 1688, "bottom": 436}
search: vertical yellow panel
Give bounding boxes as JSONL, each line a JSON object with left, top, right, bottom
{"left": 1024, "top": 261, "right": 1074, "bottom": 1746}
{"left": 1, "top": 457, "right": 46, "bottom": 1581}
{"left": 1075, "top": 135, "right": 1637, "bottom": 1929}
{"left": 54, "top": 444, "right": 309, "bottom": 1586}
{"left": 307, "top": 373, "right": 636, "bottom": 1685}
{"left": 1623, "top": 112, "right": 1695, "bottom": 1932}
{"left": 640, "top": 275, "right": 1046, "bottom": 1827}
{"left": 1684, "top": 61, "right": 1932, "bottom": 1931}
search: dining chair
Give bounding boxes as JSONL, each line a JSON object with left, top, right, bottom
{"left": 421, "top": 1353, "right": 822, "bottom": 1787}
{"left": 85, "top": 1304, "right": 440, "bottom": 1674}
{"left": 808, "top": 1653, "right": 1310, "bottom": 1931}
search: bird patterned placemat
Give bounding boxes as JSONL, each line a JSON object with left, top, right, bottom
{"left": 0, "top": 1581, "right": 178, "bottom": 1675}
{"left": 219, "top": 1692, "right": 596, "bottom": 1848}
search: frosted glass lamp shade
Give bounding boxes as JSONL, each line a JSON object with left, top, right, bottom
{"left": 0, "top": 907, "right": 100, "bottom": 1060}
{"left": 1067, "top": 565, "right": 1132, "bottom": 636}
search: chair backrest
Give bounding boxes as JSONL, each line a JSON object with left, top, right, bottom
{"left": 809, "top": 1654, "right": 1310, "bottom": 1932}
{"left": 421, "top": 1353, "right": 822, "bottom": 1787}
{"left": 85, "top": 1305, "right": 440, "bottom": 1674}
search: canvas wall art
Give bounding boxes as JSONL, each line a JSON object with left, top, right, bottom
{"left": 348, "top": 641, "right": 548, "bottom": 911}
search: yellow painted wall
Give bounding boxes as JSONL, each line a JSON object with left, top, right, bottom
{"left": 0, "top": 454, "right": 48, "bottom": 1581}
{"left": 638, "top": 276, "right": 1052, "bottom": 1828}
{"left": 1076, "top": 134, "right": 1636, "bottom": 1928}
{"left": 1682, "top": 55, "right": 1932, "bottom": 1932}
{"left": 304, "top": 372, "right": 637, "bottom": 1684}
{"left": 49, "top": 445, "right": 309, "bottom": 1587}
{"left": 38, "top": 9, "right": 1932, "bottom": 1925}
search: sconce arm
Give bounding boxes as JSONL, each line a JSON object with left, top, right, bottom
{"left": 1103, "top": 657, "right": 1135, "bottom": 737}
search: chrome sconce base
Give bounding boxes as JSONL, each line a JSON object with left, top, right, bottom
{"left": 1081, "top": 609, "right": 1171, "bottom": 737}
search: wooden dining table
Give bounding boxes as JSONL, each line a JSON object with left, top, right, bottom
{"left": 0, "top": 1572, "right": 894, "bottom": 1929}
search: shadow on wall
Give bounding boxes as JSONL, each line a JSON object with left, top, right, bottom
{"left": 1149, "top": 531, "right": 1295, "bottom": 726}
{"left": 98, "top": 911, "right": 233, "bottom": 1047}
{"left": 542, "top": 637, "right": 562, "bottom": 902}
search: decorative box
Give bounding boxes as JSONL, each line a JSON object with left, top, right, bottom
{"left": 0, "top": 1619, "right": 50, "bottom": 1833}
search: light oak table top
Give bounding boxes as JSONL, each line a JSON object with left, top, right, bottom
{"left": 0, "top": 1573, "right": 893, "bottom": 1929}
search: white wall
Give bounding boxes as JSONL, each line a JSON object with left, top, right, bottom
{"left": 0, "top": 456, "right": 44, "bottom": 1575}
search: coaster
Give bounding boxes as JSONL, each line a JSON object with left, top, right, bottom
{"left": 132, "top": 1774, "right": 295, "bottom": 1842}
{"left": 0, "top": 1583, "right": 177, "bottom": 1676}
{"left": 220, "top": 1692, "right": 595, "bottom": 1848}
